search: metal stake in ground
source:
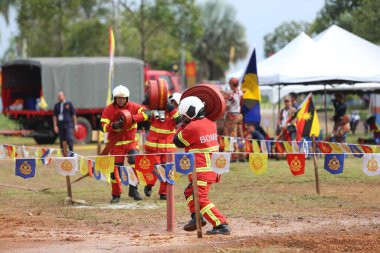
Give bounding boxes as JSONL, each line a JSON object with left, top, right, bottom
{"left": 192, "top": 168, "right": 202, "bottom": 238}
{"left": 312, "top": 135, "right": 320, "bottom": 194}
{"left": 62, "top": 141, "right": 73, "bottom": 199}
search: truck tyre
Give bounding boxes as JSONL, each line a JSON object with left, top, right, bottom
{"left": 74, "top": 117, "right": 92, "bottom": 144}
{"left": 33, "top": 135, "right": 57, "bottom": 145}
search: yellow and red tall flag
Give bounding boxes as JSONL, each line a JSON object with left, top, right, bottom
{"left": 296, "top": 93, "right": 320, "bottom": 138}
{"left": 107, "top": 26, "right": 116, "bottom": 105}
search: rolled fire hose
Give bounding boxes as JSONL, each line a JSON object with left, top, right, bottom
{"left": 147, "top": 79, "right": 169, "bottom": 110}
{"left": 181, "top": 84, "right": 226, "bottom": 121}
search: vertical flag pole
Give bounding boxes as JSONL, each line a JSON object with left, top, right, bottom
{"left": 312, "top": 135, "right": 320, "bottom": 194}
{"left": 324, "top": 84, "right": 328, "bottom": 139}
{"left": 192, "top": 168, "right": 202, "bottom": 238}
{"left": 166, "top": 154, "right": 175, "bottom": 232}
{"left": 62, "top": 141, "right": 73, "bottom": 201}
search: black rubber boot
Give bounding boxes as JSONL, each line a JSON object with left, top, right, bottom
{"left": 129, "top": 185, "right": 142, "bottom": 201}
{"left": 110, "top": 195, "right": 120, "bottom": 204}
{"left": 206, "top": 224, "right": 231, "bottom": 235}
{"left": 183, "top": 213, "right": 207, "bottom": 231}
{"left": 160, "top": 194, "right": 167, "bottom": 200}
{"left": 144, "top": 185, "right": 152, "bottom": 197}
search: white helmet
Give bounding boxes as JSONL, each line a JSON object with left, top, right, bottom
{"left": 112, "top": 85, "right": 130, "bottom": 98}
{"left": 178, "top": 96, "right": 205, "bottom": 119}
{"left": 169, "top": 92, "right": 181, "bottom": 105}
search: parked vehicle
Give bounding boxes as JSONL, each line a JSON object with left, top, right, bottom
{"left": 1, "top": 57, "right": 147, "bottom": 144}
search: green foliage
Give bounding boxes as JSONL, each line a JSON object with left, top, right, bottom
{"left": 263, "top": 21, "right": 310, "bottom": 57}
{"left": 351, "top": 0, "right": 380, "bottom": 45}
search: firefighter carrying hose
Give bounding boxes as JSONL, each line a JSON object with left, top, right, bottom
{"left": 101, "top": 85, "right": 151, "bottom": 204}
{"left": 143, "top": 92, "right": 182, "bottom": 200}
{"left": 173, "top": 96, "right": 231, "bottom": 235}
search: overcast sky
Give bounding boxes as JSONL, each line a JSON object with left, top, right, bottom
{"left": 1, "top": 0, "right": 325, "bottom": 71}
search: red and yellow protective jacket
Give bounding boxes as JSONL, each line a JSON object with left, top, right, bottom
{"left": 101, "top": 101, "right": 149, "bottom": 149}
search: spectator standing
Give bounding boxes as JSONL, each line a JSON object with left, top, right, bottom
{"left": 332, "top": 93, "right": 347, "bottom": 131}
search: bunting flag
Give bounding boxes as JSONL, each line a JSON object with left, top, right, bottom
{"left": 291, "top": 141, "right": 300, "bottom": 153}
{"left": 165, "top": 163, "right": 175, "bottom": 185}
{"left": 153, "top": 164, "right": 166, "bottom": 182}
{"left": 229, "top": 137, "right": 235, "bottom": 151}
{"left": 286, "top": 153, "right": 306, "bottom": 176}
{"left": 260, "top": 140, "right": 268, "bottom": 153}
{"left": 93, "top": 166, "right": 101, "bottom": 180}
{"left": 135, "top": 155, "right": 155, "bottom": 173}
{"left": 136, "top": 170, "right": 146, "bottom": 186}
{"left": 283, "top": 141, "right": 293, "bottom": 154}
{"left": 249, "top": 153, "right": 268, "bottom": 175}
{"left": 15, "top": 159, "right": 36, "bottom": 179}
{"left": 251, "top": 140, "right": 261, "bottom": 153}
{"left": 349, "top": 144, "right": 363, "bottom": 158}
{"left": 223, "top": 137, "right": 230, "bottom": 152}
{"left": 120, "top": 166, "right": 129, "bottom": 186}
{"left": 22, "top": 146, "right": 30, "bottom": 158}
{"left": 36, "top": 148, "right": 51, "bottom": 165}
{"left": 210, "top": 153, "right": 231, "bottom": 174}
{"left": 362, "top": 154, "right": 380, "bottom": 176}
{"left": 126, "top": 166, "right": 138, "bottom": 186}
{"left": 95, "top": 156, "right": 115, "bottom": 175}
{"left": 175, "top": 153, "right": 195, "bottom": 175}
{"left": 324, "top": 154, "right": 345, "bottom": 174}
{"left": 318, "top": 142, "right": 332, "bottom": 154}
{"left": 241, "top": 48, "right": 261, "bottom": 124}
{"left": 296, "top": 93, "right": 320, "bottom": 138}
{"left": 237, "top": 138, "right": 244, "bottom": 150}
{"left": 330, "top": 142, "right": 343, "bottom": 154}
{"left": 361, "top": 145, "right": 373, "bottom": 153}
{"left": 340, "top": 143, "right": 352, "bottom": 154}
{"left": 5, "top": 145, "right": 16, "bottom": 160}
{"left": 55, "top": 157, "right": 78, "bottom": 176}
{"left": 0, "top": 145, "right": 5, "bottom": 158}
{"left": 56, "top": 149, "right": 62, "bottom": 158}
{"left": 17, "top": 146, "right": 24, "bottom": 158}
{"left": 79, "top": 157, "right": 89, "bottom": 176}
{"left": 275, "top": 141, "right": 285, "bottom": 154}
{"left": 372, "top": 145, "right": 380, "bottom": 154}
{"left": 88, "top": 159, "right": 94, "bottom": 177}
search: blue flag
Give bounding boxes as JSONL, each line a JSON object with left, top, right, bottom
{"left": 120, "top": 166, "right": 129, "bottom": 186}
{"left": 93, "top": 166, "right": 101, "bottom": 180}
{"left": 241, "top": 49, "right": 261, "bottom": 124}
{"left": 165, "top": 162, "right": 175, "bottom": 185}
{"left": 349, "top": 144, "right": 363, "bottom": 158}
{"left": 324, "top": 154, "right": 345, "bottom": 174}
{"left": 175, "top": 153, "right": 195, "bottom": 175}
{"left": 15, "top": 159, "right": 36, "bottom": 179}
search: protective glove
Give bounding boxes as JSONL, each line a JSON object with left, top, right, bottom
{"left": 144, "top": 109, "right": 152, "bottom": 119}
{"left": 166, "top": 103, "right": 176, "bottom": 113}
{"left": 111, "top": 117, "right": 124, "bottom": 130}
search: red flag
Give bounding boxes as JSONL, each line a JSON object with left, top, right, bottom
{"left": 317, "top": 142, "right": 332, "bottom": 153}
{"left": 135, "top": 155, "right": 155, "bottom": 173}
{"left": 286, "top": 153, "right": 306, "bottom": 176}
{"left": 296, "top": 93, "right": 320, "bottom": 138}
{"left": 361, "top": 145, "right": 373, "bottom": 153}
{"left": 142, "top": 172, "right": 157, "bottom": 185}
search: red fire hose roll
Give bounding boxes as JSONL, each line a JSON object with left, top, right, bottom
{"left": 181, "top": 84, "right": 226, "bottom": 121}
{"left": 147, "top": 79, "right": 169, "bottom": 110}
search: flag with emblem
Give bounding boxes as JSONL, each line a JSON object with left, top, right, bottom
{"left": 143, "top": 171, "right": 157, "bottom": 185}
{"left": 241, "top": 48, "right": 261, "bottom": 124}
{"left": 15, "top": 159, "right": 36, "bottom": 179}
{"left": 210, "top": 152, "right": 231, "bottom": 174}
{"left": 153, "top": 164, "right": 166, "bottom": 182}
{"left": 317, "top": 142, "right": 332, "bottom": 154}
{"left": 286, "top": 153, "right": 306, "bottom": 176}
{"left": 55, "top": 157, "right": 78, "bottom": 176}
{"left": 95, "top": 156, "right": 115, "bottom": 175}
{"left": 249, "top": 153, "right": 268, "bottom": 175}
{"left": 93, "top": 166, "right": 101, "bottom": 180}
{"left": 127, "top": 166, "right": 138, "bottom": 186}
{"left": 120, "top": 166, "right": 129, "bottom": 185}
{"left": 295, "top": 93, "right": 320, "bottom": 138}
{"left": 165, "top": 162, "right": 175, "bottom": 184}
{"left": 349, "top": 144, "right": 363, "bottom": 158}
{"left": 135, "top": 155, "right": 155, "bottom": 173}
{"left": 324, "top": 154, "right": 344, "bottom": 174}
{"left": 361, "top": 145, "right": 373, "bottom": 153}
{"left": 362, "top": 154, "right": 380, "bottom": 176}
{"left": 175, "top": 153, "right": 195, "bottom": 175}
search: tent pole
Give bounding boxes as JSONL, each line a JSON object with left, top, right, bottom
{"left": 324, "top": 84, "right": 328, "bottom": 139}
{"left": 278, "top": 84, "right": 281, "bottom": 116}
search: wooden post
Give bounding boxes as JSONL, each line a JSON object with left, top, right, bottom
{"left": 62, "top": 141, "right": 73, "bottom": 199}
{"left": 192, "top": 168, "right": 202, "bottom": 238}
{"left": 97, "top": 130, "right": 102, "bottom": 155}
{"left": 166, "top": 154, "right": 175, "bottom": 232}
{"left": 312, "top": 135, "right": 320, "bottom": 194}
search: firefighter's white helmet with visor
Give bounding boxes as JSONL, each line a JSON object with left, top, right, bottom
{"left": 169, "top": 92, "right": 181, "bottom": 105}
{"left": 178, "top": 96, "right": 204, "bottom": 120}
{"left": 113, "top": 85, "right": 130, "bottom": 98}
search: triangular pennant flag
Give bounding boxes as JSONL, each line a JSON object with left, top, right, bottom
{"left": 17, "top": 146, "right": 24, "bottom": 158}
{"left": 135, "top": 155, "right": 155, "bottom": 173}
{"left": 15, "top": 159, "right": 36, "bottom": 179}
{"left": 286, "top": 153, "right": 306, "bottom": 176}
{"left": 210, "top": 152, "right": 230, "bottom": 174}
{"left": 292, "top": 141, "right": 300, "bottom": 153}
{"left": 371, "top": 145, "right": 380, "bottom": 154}
{"left": 324, "top": 154, "right": 345, "bottom": 174}
{"left": 260, "top": 140, "right": 268, "bottom": 153}
{"left": 249, "top": 153, "right": 268, "bottom": 175}
{"left": 153, "top": 164, "right": 166, "bottom": 182}
{"left": 175, "top": 153, "right": 195, "bottom": 175}
{"left": 251, "top": 140, "right": 261, "bottom": 153}
{"left": 165, "top": 163, "right": 175, "bottom": 185}
{"left": 361, "top": 145, "right": 373, "bottom": 153}
{"left": 362, "top": 154, "right": 380, "bottom": 176}
{"left": 93, "top": 166, "right": 101, "bottom": 180}
{"left": 330, "top": 143, "right": 343, "bottom": 154}
{"left": 237, "top": 138, "right": 244, "bottom": 150}
{"left": 39, "top": 148, "right": 52, "bottom": 165}
{"left": 283, "top": 141, "right": 293, "bottom": 154}
{"left": 349, "top": 144, "right": 363, "bottom": 158}
{"left": 275, "top": 141, "right": 285, "bottom": 154}
{"left": 120, "top": 166, "right": 129, "bottom": 185}
{"left": 100, "top": 172, "right": 110, "bottom": 183}
{"left": 218, "top": 136, "right": 225, "bottom": 151}
{"left": 224, "top": 137, "right": 230, "bottom": 152}
{"left": 318, "top": 142, "right": 332, "bottom": 154}
{"left": 229, "top": 137, "right": 235, "bottom": 151}
{"left": 56, "top": 149, "right": 63, "bottom": 157}
{"left": 88, "top": 160, "right": 94, "bottom": 177}
{"left": 126, "top": 166, "right": 138, "bottom": 186}
{"left": 340, "top": 143, "right": 351, "bottom": 154}
{"left": 22, "top": 146, "right": 30, "bottom": 158}
{"left": 5, "top": 145, "right": 16, "bottom": 160}
{"left": 0, "top": 145, "right": 5, "bottom": 158}
{"left": 55, "top": 157, "right": 78, "bottom": 176}
{"left": 79, "top": 157, "right": 89, "bottom": 176}
{"left": 95, "top": 156, "right": 115, "bottom": 175}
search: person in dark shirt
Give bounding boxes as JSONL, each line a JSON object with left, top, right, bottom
{"left": 331, "top": 93, "right": 347, "bottom": 131}
{"left": 53, "top": 91, "right": 77, "bottom": 154}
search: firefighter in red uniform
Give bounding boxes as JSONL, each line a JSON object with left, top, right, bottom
{"left": 101, "top": 85, "right": 151, "bottom": 204}
{"left": 173, "top": 96, "right": 231, "bottom": 235}
{"left": 143, "top": 93, "right": 182, "bottom": 200}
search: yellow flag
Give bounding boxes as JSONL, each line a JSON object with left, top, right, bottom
{"left": 283, "top": 141, "right": 293, "bottom": 154}
{"left": 224, "top": 137, "right": 230, "bottom": 152}
{"left": 330, "top": 143, "right": 343, "bottom": 154}
{"left": 136, "top": 170, "right": 146, "bottom": 186}
{"left": 79, "top": 157, "right": 88, "bottom": 175}
{"left": 249, "top": 153, "right": 268, "bottom": 175}
{"left": 251, "top": 140, "right": 261, "bottom": 153}
{"left": 95, "top": 156, "right": 115, "bottom": 175}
